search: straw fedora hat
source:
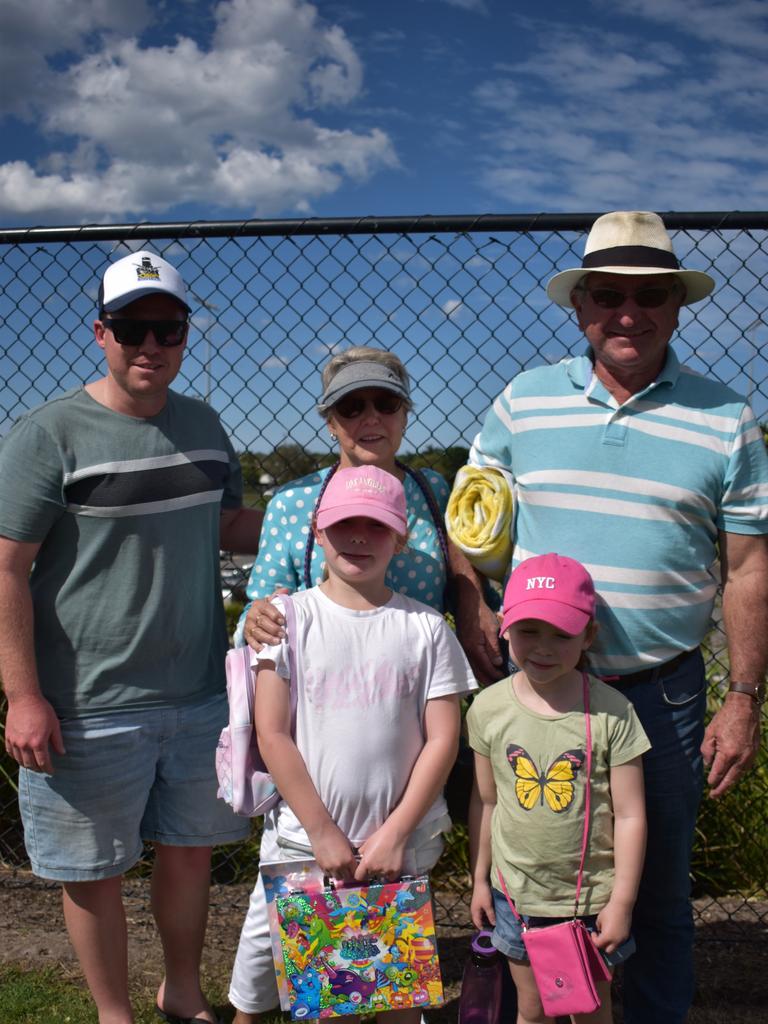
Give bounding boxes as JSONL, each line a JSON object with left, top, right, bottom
{"left": 546, "top": 211, "right": 715, "bottom": 308}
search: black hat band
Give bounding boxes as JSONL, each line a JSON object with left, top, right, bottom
{"left": 582, "top": 245, "right": 680, "bottom": 270}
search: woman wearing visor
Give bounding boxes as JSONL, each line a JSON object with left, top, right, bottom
{"left": 236, "top": 346, "right": 501, "bottom": 684}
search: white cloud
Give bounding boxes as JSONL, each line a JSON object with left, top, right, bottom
{"left": 367, "top": 29, "right": 407, "bottom": 53}
{"left": 442, "top": 298, "right": 463, "bottom": 318}
{"left": 0, "top": 0, "right": 397, "bottom": 221}
{"left": 0, "top": 0, "right": 151, "bottom": 119}
{"left": 429, "top": 0, "right": 488, "bottom": 11}
{"left": 472, "top": 1, "right": 768, "bottom": 210}
{"left": 473, "top": 79, "right": 521, "bottom": 113}
{"left": 608, "top": 0, "right": 768, "bottom": 53}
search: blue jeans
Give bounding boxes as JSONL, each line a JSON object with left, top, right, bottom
{"left": 612, "top": 649, "right": 706, "bottom": 1024}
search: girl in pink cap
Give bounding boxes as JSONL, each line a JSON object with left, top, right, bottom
{"left": 467, "top": 553, "right": 649, "bottom": 1024}
{"left": 229, "top": 465, "right": 477, "bottom": 1024}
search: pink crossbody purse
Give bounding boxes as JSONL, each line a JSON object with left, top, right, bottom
{"left": 497, "top": 672, "right": 611, "bottom": 1017}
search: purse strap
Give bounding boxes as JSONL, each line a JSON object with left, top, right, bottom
{"left": 573, "top": 671, "right": 593, "bottom": 915}
{"left": 402, "top": 462, "right": 451, "bottom": 570}
{"left": 498, "top": 671, "right": 593, "bottom": 923}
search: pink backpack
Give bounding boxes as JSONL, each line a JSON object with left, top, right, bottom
{"left": 215, "top": 595, "right": 297, "bottom": 816}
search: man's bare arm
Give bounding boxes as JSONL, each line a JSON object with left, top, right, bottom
{"left": 702, "top": 531, "right": 768, "bottom": 797}
{"left": 0, "top": 536, "right": 64, "bottom": 773}
{"left": 219, "top": 506, "right": 263, "bottom": 556}
{"left": 449, "top": 542, "right": 505, "bottom": 685}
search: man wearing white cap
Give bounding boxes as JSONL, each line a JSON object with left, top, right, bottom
{"left": 467, "top": 212, "right": 768, "bottom": 1023}
{"left": 0, "top": 250, "right": 263, "bottom": 1024}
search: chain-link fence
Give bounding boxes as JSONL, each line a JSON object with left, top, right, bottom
{"left": 1, "top": 213, "right": 766, "bottom": 935}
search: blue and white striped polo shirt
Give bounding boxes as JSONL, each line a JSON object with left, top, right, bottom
{"left": 470, "top": 349, "right": 768, "bottom": 674}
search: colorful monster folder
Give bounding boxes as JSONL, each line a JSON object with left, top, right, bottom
{"left": 262, "top": 860, "right": 444, "bottom": 1019}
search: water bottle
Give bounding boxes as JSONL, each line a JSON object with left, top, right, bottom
{"left": 458, "top": 930, "right": 504, "bottom": 1024}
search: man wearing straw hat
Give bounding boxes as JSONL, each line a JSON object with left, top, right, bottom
{"left": 467, "top": 211, "right": 768, "bottom": 1022}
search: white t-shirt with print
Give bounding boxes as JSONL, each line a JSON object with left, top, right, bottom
{"left": 255, "top": 587, "right": 477, "bottom": 848}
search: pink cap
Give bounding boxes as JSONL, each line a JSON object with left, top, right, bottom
{"left": 315, "top": 466, "right": 407, "bottom": 535}
{"left": 500, "top": 553, "right": 596, "bottom": 637}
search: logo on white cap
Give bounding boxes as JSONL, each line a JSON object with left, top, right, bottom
{"left": 135, "top": 256, "right": 162, "bottom": 282}
{"left": 100, "top": 249, "right": 189, "bottom": 314}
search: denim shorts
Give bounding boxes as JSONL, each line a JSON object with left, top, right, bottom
{"left": 490, "top": 887, "right": 634, "bottom": 966}
{"left": 18, "top": 693, "right": 250, "bottom": 881}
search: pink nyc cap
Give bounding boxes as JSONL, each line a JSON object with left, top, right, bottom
{"left": 500, "top": 553, "right": 596, "bottom": 636}
{"left": 316, "top": 466, "right": 407, "bottom": 535}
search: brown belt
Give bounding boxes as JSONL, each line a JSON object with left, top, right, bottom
{"left": 611, "top": 648, "right": 698, "bottom": 686}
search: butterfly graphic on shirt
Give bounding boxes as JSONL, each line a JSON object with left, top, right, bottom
{"left": 506, "top": 744, "right": 586, "bottom": 812}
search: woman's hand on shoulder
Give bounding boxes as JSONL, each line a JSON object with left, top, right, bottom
{"left": 243, "top": 590, "right": 290, "bottom": 650}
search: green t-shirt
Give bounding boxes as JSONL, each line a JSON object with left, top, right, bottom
{"left": 466, "top": 674, "right": 650, "bottom": 915}
{"left": 0, "top": 387, "right": 242, "bottom": 718}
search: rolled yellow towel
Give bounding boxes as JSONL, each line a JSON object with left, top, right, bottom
{"left": 446, "top": 465, "right": 514, "bottom": 581}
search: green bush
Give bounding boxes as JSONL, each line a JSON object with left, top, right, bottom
{"left": 211, "top": 817, "right": 263, "bottom": 884}
{"left": 690, "top": 663, "right": 768, "bottom": 898}
{"left": 0, "top": 704, "right": 25, "bottom": 866}
{"left": 692, "top": 748, "right": 768, "bottom": 897}
{"left": 224, "top": 600, "right": 245, "bottom": 642}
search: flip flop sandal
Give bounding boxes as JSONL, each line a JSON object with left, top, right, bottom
{"left": 155, "top": 1005, "right": 222, "bottom": 1024}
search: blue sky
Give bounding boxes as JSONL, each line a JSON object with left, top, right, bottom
{"left": 1, "top": 0, "right": 766, "bottom": 224}
{"left": 0, "top": 0, "right": 766, "bottom": 451}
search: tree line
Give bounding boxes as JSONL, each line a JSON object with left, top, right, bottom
{"left": 241, "top": 428, "right": 768, "bottom": 497}
{"left": 238, "top": 444, "right": 471, "bottom": 493}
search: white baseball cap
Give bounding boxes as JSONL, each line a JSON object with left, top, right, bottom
{"left": 99, "top": 250, "right": 190, "bottom": 314}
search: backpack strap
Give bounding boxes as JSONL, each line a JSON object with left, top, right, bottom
{"left": 280, "top": 593, "right": 299, "bottom": 723}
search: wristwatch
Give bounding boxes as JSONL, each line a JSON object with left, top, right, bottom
{"left": 727, "top": 680, "right": 766, "bottom": 706}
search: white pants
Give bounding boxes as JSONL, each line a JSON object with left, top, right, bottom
{"left": 228, "top": 816, "right": 447, "bottom": 1014}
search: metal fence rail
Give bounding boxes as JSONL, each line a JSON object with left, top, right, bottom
{"left": 1, "top": 213, "right": 766, "bottom": 934}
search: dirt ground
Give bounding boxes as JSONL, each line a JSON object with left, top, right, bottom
{"left": 1, "top": 868, "right": 767, "bottom": 1022}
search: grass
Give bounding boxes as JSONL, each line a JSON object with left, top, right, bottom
{"left": 0, "top": 967, "right": 99, "bottom": 1024}
{"left": 0, "top": 965, "right": 356, "bottom": 1023}
{"left": 0, "top": 967, "right": 282, "bottom": 1024}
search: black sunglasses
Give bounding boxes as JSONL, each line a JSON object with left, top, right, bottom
{"left": 587, "top": 286, "right": 676, "bottom": 310}
{"left": 333, "top": 392, "right": 404, "bottom": 419}
{"left": 102, "top": 318, "right": 189, "bottom": 347}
